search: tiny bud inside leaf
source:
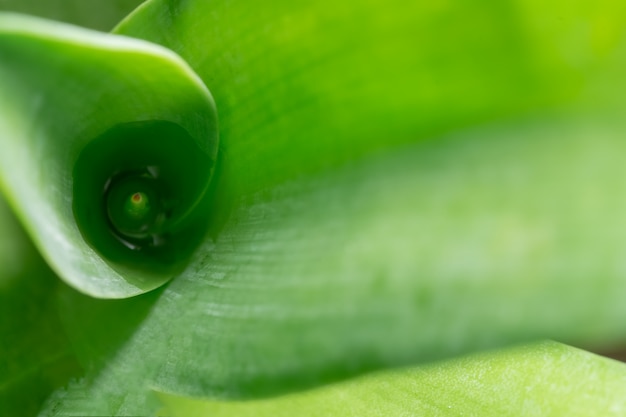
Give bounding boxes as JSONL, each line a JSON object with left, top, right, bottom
{"left": 125, "top": 191, "right": 150, "bottom": 220}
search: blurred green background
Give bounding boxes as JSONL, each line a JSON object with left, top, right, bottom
{"left": 0, "top": 0, "right": 142, "bottom": 30}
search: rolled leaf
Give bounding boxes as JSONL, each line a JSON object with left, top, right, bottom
{"left": 0, "top": 13, "right": 218, "bottom": 298}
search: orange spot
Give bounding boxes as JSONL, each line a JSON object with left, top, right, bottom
{"left": 131, "top": 193, "right": 142, "bottom": 203}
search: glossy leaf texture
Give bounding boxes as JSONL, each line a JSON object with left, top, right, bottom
{"left": 0, "top": 13, "right": 218, "bottom": 297}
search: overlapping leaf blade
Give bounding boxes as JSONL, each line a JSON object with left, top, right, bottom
{"left": 158, "top": 342, "right": 626, "bottom": 417}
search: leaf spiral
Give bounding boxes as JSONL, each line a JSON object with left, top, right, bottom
{"left": 0, "top": 13, "right": 218, "bottom": 297}
{"left": 73, "top": 120, "right": 216, "bottom": 279}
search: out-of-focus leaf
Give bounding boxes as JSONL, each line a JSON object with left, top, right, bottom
{"left": 159, "top": 341, "right": 626, "bottom": 417}
{"left": 0, "top": 0, "right": 144, "bottom": 31}
{"left": 0, "top": 198, "right": 82, "bottom": 416}
{"left": 117, "top": 0, "right": 585, "bottom": 197}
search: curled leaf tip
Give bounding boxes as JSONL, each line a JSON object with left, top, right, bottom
{"left": 0, "top": 14, "right": 218, "bottom": 298}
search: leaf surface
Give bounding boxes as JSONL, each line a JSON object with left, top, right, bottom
{"left": 67, "top": 0, "right": 626, "bottom": 401}
{"left": 159, "top": 342, "right": 626, "bottom": 417}
{"left": 42, "top": 111, "right": 626, "bottom": 415}
{"left": 0, "top": 198, "right": 81, "bottom": 416}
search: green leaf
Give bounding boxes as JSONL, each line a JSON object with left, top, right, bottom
{"left": 117, "top": 0, "right": 580, "bottom": 196}
{"left": 0, "top": 198, "right": 82, "bottom": 416}
{"left": 0, "top": 4, "right": 152, "bottom": 415}
{"left": 0, "top": 0, "right": 144, "bottom": 31}
{"left": 41, "top": 111, "right": 626, "bottom": 415}
{"left": 3, "top": 0, "right": 626, "bottom": 415}
{"left": 0, "top": 13, "right": 218, "bottom": 298}
{"left": 158, "top": 342, "right": 626, "bottom": 417}
{"left": 61, "top": 0, "right": 625, "bottom": 400}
